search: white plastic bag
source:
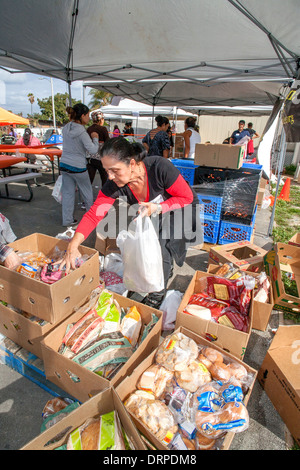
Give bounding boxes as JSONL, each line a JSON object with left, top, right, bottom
{"left": 52, "top": 175, "right": 62, "bottom": 204}
{"left": 116, "top": 215, "right": 164, "bottom": 293}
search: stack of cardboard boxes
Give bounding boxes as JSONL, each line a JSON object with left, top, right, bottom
{"left": 1, "top": 229, "right": 299, "bottom": 450}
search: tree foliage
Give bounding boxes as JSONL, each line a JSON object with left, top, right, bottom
{"left": 33, "top": 93, "right": 80, "bottom": 124}
{"left": 88, "top": 89, "right": 112, "bottom": 109}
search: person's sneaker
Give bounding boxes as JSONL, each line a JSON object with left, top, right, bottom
{"left": 80, "top": 203, "right": 86, "bottom": 210}
{"left": 63, "top": 219, "right": 78, "bottom": 228}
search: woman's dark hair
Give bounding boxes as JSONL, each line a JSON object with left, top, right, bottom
{"left": 155, "top": 115, "right": 169, "bottom": 127}
{"left": 185, "top": 117, "right": 197, "bottom": 128}
{"left": 23, "top": 127, "right": 32, "bottom": 146}
{"left": 100, "top": 137, "right": 146, "bottom": 164}
{"left": 66, "top": 103, "right": 90, "bottom": 121}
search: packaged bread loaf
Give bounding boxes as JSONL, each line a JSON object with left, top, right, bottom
{"left": 66, "top": 411, "right": 125, "bottom": 450}
{"left": 155, "top": 332, "right": 198, "bottom": 371}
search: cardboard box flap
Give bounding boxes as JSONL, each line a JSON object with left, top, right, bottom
{"left": 268, "top": 325, "right": 300, "bottom": 351}
{"left": 277, "top": 243, "right": 300, "bottom": 275}
{"left": 267, "top": 325, "right": 300, "bottom": 391}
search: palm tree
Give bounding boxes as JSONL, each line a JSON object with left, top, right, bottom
{"left": 88, "top": 89, "right": 112, "bottom": 110}
{"left": 28, "top": 93, "right": 35, "bottom": 116}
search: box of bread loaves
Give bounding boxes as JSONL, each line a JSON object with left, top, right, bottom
{"left": 116, "top": 327, "right": 257, "bottom": 451}
{"left": 41, "top": 287, "right": 162, "bottom": 403}
{"left": 21, "top": 387, "right": 147, "bottom": 450}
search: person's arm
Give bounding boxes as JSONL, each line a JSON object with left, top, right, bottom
{"left": 80, "top": 130, "right": 99, "bottom": 154}
{"left": 139, "top": 174, "right": 194, "bottom": 216}
{"left": 253, "top": 131, "right": 260, "bottom": 139}
{"left": 60, "top": 191, "right": 115, "bottom": 273}
{"left": 0, "top": 243, "right": 21, "bottom": 270}
{"left": 183, "top": 130, "right": 191, "bottom": 158}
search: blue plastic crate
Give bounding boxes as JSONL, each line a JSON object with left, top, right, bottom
{"left": 218, "top": 205, "right": 257, "bottom": 245}
{"left": 203, "top": 217, "right": 221, "bottom": 244}
{"left": 197, "top": 193, "right": 223, "bottom": 221}
{"left": 171, "top": 158, "right": 197, "bottom": 186}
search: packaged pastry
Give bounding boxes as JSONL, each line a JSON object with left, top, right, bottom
{"left": 137, "top": 364, "right": 173, "bottom": 398}
{"left": 175, "top": 360, "right": 211, "bottom": 393}
{"left": 195, "top": 431, "right": 216, "bottom": 450}
{"left": 121, "top": 306, "right": 142, "bottom": 347}
{"left": 66, "top": 411, "right": 125, "bottom": 450}
{"left": 155, "top": 332, "right": 199, "bottom": 371}
{"left": 126, "top": 392, "right": 178, "bottom": 445}
{"left": 201, "top": 346, "right": 224, "bottom": 364}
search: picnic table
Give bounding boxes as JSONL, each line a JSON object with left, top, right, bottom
{"left": 2, "top": 146, "right": 62, "bottom": 184}
{"left": 0, "top": 155, "right": 27, "bottom": 169}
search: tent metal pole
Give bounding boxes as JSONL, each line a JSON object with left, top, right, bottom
{"left": 267, "top": 128, "right": 286, "bottom": 237}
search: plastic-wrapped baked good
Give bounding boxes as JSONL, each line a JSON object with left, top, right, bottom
{"left": 66, "top": 411, "right": 125, "bottom": 450}
{"left": 175, "top": 360, "right": 211, "bottom": 393}
{"left": 209, "top": 362, "right": 232, "bottom": 382}
{"left": 137, "top": 364, "right": 173, "bottom": 399}
{"left": 201, "top": 346, "right": 224, "bottom": 364}
{"left": 155, "top": 332, "right": 199, "bottom": 371}
{"left": 126, "top": 392, "right": 178, "bottom": 445}
{"left": 195, "top": 431, "right": 216, "bottom": 450}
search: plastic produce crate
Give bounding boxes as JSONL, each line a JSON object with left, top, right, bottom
{"left": 203, "top": 217, "right": 221, "bottom": 244}
{"left": 197, "top": 193, "right": 223, "bottom": 221}
{"left": 171, "top": 158, "right": 197, "bottom": 186}
{"left": 218, "top": 206, "right": 258, "bottom": 245}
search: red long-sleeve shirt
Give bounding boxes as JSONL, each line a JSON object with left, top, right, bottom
{"left": 76, "top": 156, "right": 195, "bottom": 239}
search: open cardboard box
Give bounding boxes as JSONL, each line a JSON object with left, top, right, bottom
{"left": 41, "top": 292, "right": 162, "bottom": 403}
{"left": 207, "top": 264, "right": 274, "bottom": 332}
{"left": 258, "top": 325, "right": 300, "bottom": 446}
{"left": 0, "top": 301, "right": 60, "bottom": 359}
{"left": 194, "top": 143, "right": 245, "bottom": 169}
{"left": 264, "top": 243, "right": 300, "bottom": 315}
{"left": 95, "top": 232, "right": 120, "bottom": 256}
{"left": 209, "top": 241, "right": 267, "bottom": 273}
{"left": 175, "top": 271, "right": 253, "bottom": 360}
{"left": 288, "top": 232, "right": 300, "bottom": 247}
{"left": 0, "top": 233, "right": 100, "bottom": 324}
{"left": 21, "top": 386, "right": 147, "bottom": 450}
{"left": 116, "top": 326, "right": 257, "bottom": 451}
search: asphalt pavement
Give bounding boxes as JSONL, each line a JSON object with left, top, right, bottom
{"left": 0, "top": 168, "right": 292, "bottom": 450}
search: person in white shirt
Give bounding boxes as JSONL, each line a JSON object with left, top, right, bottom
{"left": 182, "top": 117, "right": 201, "bottom": 159}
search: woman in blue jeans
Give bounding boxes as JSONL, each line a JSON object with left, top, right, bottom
{"left": 60, "top": 104, "right": 99, "bottom": 227}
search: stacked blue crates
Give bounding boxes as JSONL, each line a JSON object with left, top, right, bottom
{"left": 197, "top": 193, "right": 223, "bottom": 244}
{"left": 170, "top": 158, "right": 197, "bottom": 186}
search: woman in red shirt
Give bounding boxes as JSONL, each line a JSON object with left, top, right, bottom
{"left": 61, "top": 137, "right": 203, "bottom": 307}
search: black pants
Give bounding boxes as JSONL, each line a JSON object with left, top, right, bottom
{"left": 87, "top": 158, "right": 108, "bottom": 185}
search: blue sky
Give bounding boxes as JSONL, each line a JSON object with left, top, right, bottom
{"left": 0, "top": 69, "right": 89, "bottom": 117}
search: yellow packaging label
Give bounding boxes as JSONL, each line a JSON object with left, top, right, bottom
{"left": 166, "top": 339, "right": 176, "bottom": 350}
{"left": 218, "top": 315, "right": 235, "bottom": 329}
{"left": 162, "top": 431, "right": 174, "bottom": 445}
{"left": 198, "top": 362, "right": 209, "bottom": 373}
{"left": 214, "top": 284, "right": 229, "bottom": 301}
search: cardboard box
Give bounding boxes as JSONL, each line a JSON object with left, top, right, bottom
{"left": 264, "top": 243, "right": 300, "bottom": 315}
{"left": 95, "top": 231, "right": 120, "bottom": 256}
{"left": 175, "top": 271, "right": 253, "bottom": 360}
{"left": 0, "top": 233, "right": 100, "bottom": 324}
{"left": 194, "top": 143, "right": 245, "bottom": 169}
{"left": 257, "top": 187, "right": 265, "bottom": 207}
{"left": 0, "top": 301, "right": 58, "bottom": 359}
{"left": 258, "top": 325, "right": 300, "bottom": 446}
{"left": 209, "top": 241, "right": 267, "bottom": 273}
{"left": 288, "top": 232, "right": 300, "bottom": 247}
{"left": 116, "top": 326, "right": 257, "bottom": 451}
{"left": 41, "top": 292, "right": 162, "bottom": 403}
{"left": 207, "top": 264, "right": 274, "bottom": 332}
{"left": 21, "top": 386, "right": 147, "bottom": 450}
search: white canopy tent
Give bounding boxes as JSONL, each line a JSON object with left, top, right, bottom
{"left": 0, "top": 0, "right": 298, "bottom": 92}
{"left": 93, "top": 98, "right": 196, "bottom": 120}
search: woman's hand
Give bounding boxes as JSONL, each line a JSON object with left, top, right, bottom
{"left": 91, "top": 132, "right": 98, "bottom": 139}
{"left": 59, "top": 233, "right": 85, "bottom": 275}
{"left": 138, "top": 202, "right": 160, "bottom": 217}
{"left": 4, "top": 251, "right": 22, "bottom": 270}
